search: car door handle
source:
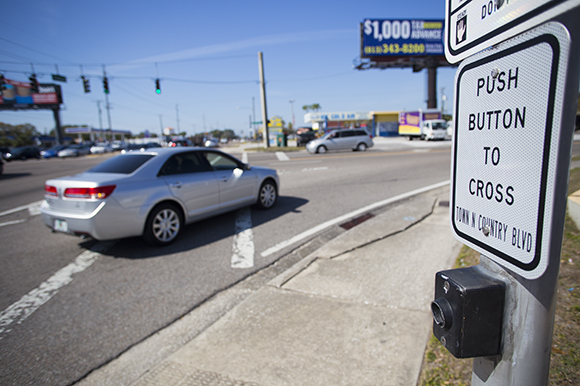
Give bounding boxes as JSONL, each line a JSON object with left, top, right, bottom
{"left": 220, "top": 176, "right": 229, "bottom": 182}
{"left": 169, "top": 182, "right": 182, "bottom": 189}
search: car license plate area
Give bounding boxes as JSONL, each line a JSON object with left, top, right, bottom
{"left": 54, "top": 219, "right": 68, "bottom": 233}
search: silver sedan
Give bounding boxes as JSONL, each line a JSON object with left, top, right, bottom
{"left": 41, "top": 148, "right": 279, "bottom": 246}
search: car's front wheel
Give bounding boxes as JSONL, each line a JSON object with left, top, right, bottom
{"left": 256, "top": 179, "right": 277, "bottom": 209}
{"left": 316, "top": 145, "right": 327, "bottom": 154}
{"left": 143, "top": 203, "right": 183, "bottom": 246}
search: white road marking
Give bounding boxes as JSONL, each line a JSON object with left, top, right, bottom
{"left": 261, "top": 180, "right": 450, "bottom": 257}
{"left": 301, "top": 167, "right": 329, "bottom": 172}
{"left": 241, "top": 152, "right": 248, "bottom": 164}
{"left": 0, "top": 242, "right": 113, "bottom": 338}
{"left": 275, "top": 152, "right": 290, "bottom": 161}
{"left": 0, "top": 200, "right": 44, "bottom": 217}
{"left": 0, "top": 219, "right": 27, "bottom": 227}
{"left": 231, "top": 207, "right": 254, "bottom": 269}
{"left": 28, "top": 201, "right": 43, "bottom": 216}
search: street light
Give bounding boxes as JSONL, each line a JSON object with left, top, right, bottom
{"left": 289, "top": 99, "right": 295, "bottom": 129}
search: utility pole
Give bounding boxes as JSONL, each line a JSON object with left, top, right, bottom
{"left": 96, "top": 101, "right": 103, "bottom": 132}
{"left": 159, "top": 115, "right": 164, "bottom": 139}
{"left": 103, "top": 65, "right": 113, "bottom": 141}
{"left": 176, "top": 104, "right": 181, "bottom": 134}
{"left": 258, "top": 52, "right": 269, "bottom": 148}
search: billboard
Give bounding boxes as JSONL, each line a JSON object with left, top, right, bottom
{"left": 0, "top": 78, "right": 62, "bottom": 110}
{"left": 361, "top": 19, "right": 445, "bottom": 57}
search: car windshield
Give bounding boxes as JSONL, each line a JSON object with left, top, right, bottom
{"left": 321, "top": 131, "right": 336, "bottom": 139}
{"left": 88, "top": 154, "right": 154, "bottom": 174}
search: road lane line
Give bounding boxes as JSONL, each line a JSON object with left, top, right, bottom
{"left": 231, "top": 207, "right": 254, "bottom": 268}
{"left": 0, "top": 242, "right": 113, "bottom": 338}
{"left": 0, "top": 219, "right": 27, "bottom": 227}
{"left": 0, "top": 200, "right": 44, "bottom": 217}
{"left": 275, "top": 152, "right": 290, "bottom": 161}
{"left": 261, "top": 180, "right": 450, "bottom": 257}
{"left": 28, "top": 201, "right": 43, "bottom": 216}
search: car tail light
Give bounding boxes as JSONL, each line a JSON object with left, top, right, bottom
{"left": 45, "top": 185, "right": 58, "bottom": 196}
{"left": 64, "top": 185, "right": 116, "bottom": 199}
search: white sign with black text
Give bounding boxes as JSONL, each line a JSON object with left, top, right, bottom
{"left": 450, "top": 22, "right": 570, "bottom": 279}
{"left": 445, "top": 0, "right": 580, "bottom": 63}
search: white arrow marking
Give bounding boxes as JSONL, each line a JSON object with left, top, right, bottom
{"left": 231, "top": 207, "right": 254, "bottom": 269}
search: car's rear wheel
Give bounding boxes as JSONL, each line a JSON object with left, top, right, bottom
{"left": 356, "top": 143, "right": 367, "bottom": 152}
{"left": 143, "top": 203, "right": 182, "bottom": 246}
{"left": 316, "top": 145, "right": 327, "bottom": 154}
{"left": 256, "top": 179, "right": 277, "bottom": 209}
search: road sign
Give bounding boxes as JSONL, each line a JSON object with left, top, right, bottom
{"left": 450, "top": 22, "right": 570, "bottom": 279}
{"left": 51, "top": 74, "right": 67, "bottom": 82}
{"left": 445, "top": 0, "right": 580, "bottom": 63}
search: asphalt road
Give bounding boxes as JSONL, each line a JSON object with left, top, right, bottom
{"left": 1, "top": 139, "right": 574, "bottom": 385}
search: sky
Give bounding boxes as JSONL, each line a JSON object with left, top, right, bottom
{"left": 0, "top": 0, "right": 458, "bottom": 138}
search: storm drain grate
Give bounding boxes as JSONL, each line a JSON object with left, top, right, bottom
{"left": 340, "top": 213, "right": 375, "bottom": 230}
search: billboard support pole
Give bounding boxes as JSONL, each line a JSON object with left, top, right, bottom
{"left": 52, "top": 107, "right": 63, "bottom": 145}
{"left": 427, "top": 58, "right": 438, "bottom": 109}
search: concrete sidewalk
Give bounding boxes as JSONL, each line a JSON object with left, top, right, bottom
{"left": 79, "top": 184, "right": 461, "bottom": 386}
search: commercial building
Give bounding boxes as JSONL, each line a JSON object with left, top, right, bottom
{"left": 304, "top": 111, "right": 401, "bottom": 137}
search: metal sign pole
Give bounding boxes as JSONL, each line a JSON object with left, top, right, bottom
{"left": 471, "top": 7, "right": 580, "bottom": 384}
{"left": 434, "top": 2, "right": 580, "bottom": 385}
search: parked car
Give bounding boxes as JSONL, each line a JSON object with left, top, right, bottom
{"left": 58, "top": 144, "right": 91, "bottom": 158}
{"left": 42, "top": 145, "right": 68, "bottom": 159}
{"left": 121, "top": 142, "right": 162, "bottom": 153}
{"left": 4, "top": 146, "right": 41, "bottom": 161}
{"left": 0, "top": 146, "right": 10, "bottom": 160}
{"left": 204, "top": 139, "right": 219, "bottom": 148}
{"left": 111, "top": 141, "right": 126, "bottom": 151}
{"left": 169, "top": 139, "right": 192, "bottom": 147}
{"left": 306, "top": 129, "right": 374, "bottom": 154}
{"left": 90, "top": 142, "right": 113, "bottom": 154}
{"left": 41, "top": 148, "right": 279, "bottom": 246}
{"left": 297, "top": 131, "right": 317, "bottom": 146}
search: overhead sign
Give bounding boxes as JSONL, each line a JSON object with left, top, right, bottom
{"left": 450, "top": 22, "right": 570, "bottom": 279}
{"left": 362, "top": 19, "right": 445, "bottom": 57}
{"left": 445, "top": 0, "right": 580, "bottom": 63}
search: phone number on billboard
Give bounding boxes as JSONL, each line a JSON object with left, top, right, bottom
{"left": 364, "top": 43, "right": 426, "bottom": 55}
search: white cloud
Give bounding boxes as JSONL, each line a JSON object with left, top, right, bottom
{"left": 112, "top": 29, "right": 353, "bottom": 70}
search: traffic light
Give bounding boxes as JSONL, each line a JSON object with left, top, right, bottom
{"left": 155, "top": 78, "right": 161, "bottom": 94}
{"left": 103, "top": 77, "right": 109, "bottom": 94}
{"left": 29, "top": 74, "right": 39, "bottom": 93}
{"left": 81, "top": 76, "right": 90, "bottom": 93}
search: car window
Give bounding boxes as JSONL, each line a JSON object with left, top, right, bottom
{"left": 89, "top": 154, "right": 154, "bottom": 174}
{"left": 159, "top": 152, "right": 212, "bottom": 176}
{"left": 340, "top": 131, "right": 355, "bottom": 137}
{"left": 202, "top": 151, "right": 240, "bottom": 171}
